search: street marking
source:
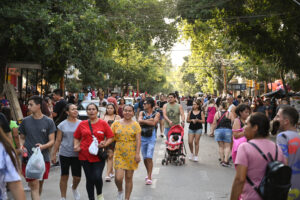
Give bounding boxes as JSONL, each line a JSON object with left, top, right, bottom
{"left": 153, "top": 167, "right": 160, "bottom": 175}
{"left": 158, "top": 150, "right": 164, "bottom": 156}
{"left": 151, "top": 179, "right": 157, "bottom": 189}
{"left": 206, "top": 192, "right": 215, "bottom": 200}
{"left": 155, "top": 158, "right": 162, "bottom": 164}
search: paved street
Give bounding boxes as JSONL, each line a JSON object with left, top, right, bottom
{"left": 21, "top": 119, "right": 235, "bottom": 200}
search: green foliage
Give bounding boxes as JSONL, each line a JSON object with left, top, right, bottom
{"left": 177, "top": 0, "right": 300, "bottom": 77}
{"left": 0, "top": 0, "right": 178, "bottom": 94}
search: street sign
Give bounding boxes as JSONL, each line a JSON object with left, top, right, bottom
{"left": 227, "top": 83, "right": 247, "bottom": 91}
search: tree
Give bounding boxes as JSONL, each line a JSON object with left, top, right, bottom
{"left": 0, "top": 0, "right": 179, "bottom": 94}
{"left": 177, "top": 0, "right": 300, "bottom": 77}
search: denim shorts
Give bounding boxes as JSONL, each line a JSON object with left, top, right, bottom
{"left": 141, "top": 139, "right": 156, "bottom": 159}
{"left": 214, "top": 128, "right": 232, "bottom": 143}
{"left": 188, "top": 129, "right": 203, "bottom": 134}
{"left": 164, "top": 128, "right": 171, "bottom": 138}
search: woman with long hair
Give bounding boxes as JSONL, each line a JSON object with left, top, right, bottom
{"left": 51, "top": 104, "right": 81, "bottom": 200}
{"left": 0, "top": 127, "right": 26, "bottom": 200}
{"left": 74, "top": 103, "right": 114, "bottom": 200}
{"left": 210, "top": 102, "right": 233, "bottom": 167}
{"left": 118, "top": 98, "right": 126, "bottom": 118}
{"left": 186, "top": 100, "right": 205, "bottom": 162}
{"left": 101, "top": 103, "right": 121, "bottom": 182}
{"left": 111, "top": 104, "right": 141, "bottom": 200}
{"left": 231, "top": 104, "right": 251, "bottom": 165}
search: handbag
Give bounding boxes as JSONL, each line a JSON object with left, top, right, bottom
{"left": 140, "top": 111, "right": 155, "bottom": 137}
{"left": 141, "top": 126, "right": 154, "bottom": 137}
{"left": 88, "top": 120, "right": 107, "bottom": 160}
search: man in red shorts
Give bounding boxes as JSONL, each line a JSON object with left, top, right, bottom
{"left": 19, "top": 95, "right": 56, "bottom": 200}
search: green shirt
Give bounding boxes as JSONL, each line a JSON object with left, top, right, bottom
{"left": 165, "top": 103, "right": 180, "bottom": 128}
{"left": 9, "top": 120, "right": 18, "bottom": 148}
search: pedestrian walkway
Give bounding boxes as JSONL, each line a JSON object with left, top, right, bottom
{"left": 20, "top": 124, "right": 235, "bottom": 200}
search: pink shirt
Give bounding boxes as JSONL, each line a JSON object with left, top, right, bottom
{"left": 236, "top": 139, "right": 285, "bottom": 200}
{"left": 107, "top": 97, "right": 118, "bottom": 107}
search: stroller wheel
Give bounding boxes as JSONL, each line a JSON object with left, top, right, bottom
{"left": 180, "top": 157, "right": 185, "bottom": 165}
{"left": 162, "top": 159, "right": 165, "bottom": 165}
{"left": 166, "top": 160, "right": 168, "bottom": 165}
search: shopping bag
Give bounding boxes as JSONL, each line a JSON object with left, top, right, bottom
{"left": 88, "top": 135, "right": 99, "bottom": 155}
{"left": 25, "top": 147, "right": 45, "bottom": 180}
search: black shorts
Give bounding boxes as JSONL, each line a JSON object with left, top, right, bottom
{"left": 59, "top": 155, "right": 81, "bottom": 177}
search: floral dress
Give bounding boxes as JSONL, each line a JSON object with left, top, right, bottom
{"left": 111, "top": 121, "right": 141, "bottom": 170}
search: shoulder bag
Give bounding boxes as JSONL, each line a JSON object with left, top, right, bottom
{"left": 88, "top": 120, "right": 108, "bottom": 160}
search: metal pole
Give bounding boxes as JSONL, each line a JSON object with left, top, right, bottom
{"left": 35, "top": 69, "right": 38, "bottom": 94}
{"left": 25, "top": 69, "right": 29, "bottom": 100}
{"left": 5, "top": 66, "right": 9, "bottom": 83}
{"left": 41, "top": 68, "right": 43, "bottom": 96}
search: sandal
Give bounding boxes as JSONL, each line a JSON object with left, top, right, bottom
{"left": 145, "top": 176, "right": 148, "bottom": 181}
{"left": 146, "top": 179, "right": 152, "bottom": 185}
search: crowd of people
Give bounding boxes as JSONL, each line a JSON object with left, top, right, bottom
{"left": 0, "top": 89, "right": 300, "bottom": 200}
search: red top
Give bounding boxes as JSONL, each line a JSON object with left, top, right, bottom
{"left": 74, "top": 119, "right": 114, "bottom": 162}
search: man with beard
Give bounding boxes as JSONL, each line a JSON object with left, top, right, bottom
{"left": 273, "top": 105, "right": 300, "bottom": 200}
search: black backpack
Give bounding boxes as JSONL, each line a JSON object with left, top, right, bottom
{"left": 246, "top": 142, "right": 292, "bottom": 200}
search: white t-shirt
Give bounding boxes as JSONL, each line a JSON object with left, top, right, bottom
{"left": 228, "top": 104, "right": 235, "bottom": 112}
{"left": 0, "top": 143, "right": 21, "bottom": 199}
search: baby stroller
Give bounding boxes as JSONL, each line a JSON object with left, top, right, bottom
{"left": 162, "top": 125, "right": 186, "bottom": 166}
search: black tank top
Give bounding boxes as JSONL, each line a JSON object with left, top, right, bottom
{"left": 189, "top": 111, "right": 203, "bottom": 130}
{"left": 105, "top": 115, "right": 116, "bottom": 127}
{"left": 216, "top": 111, "right": 232, "bottom": 129}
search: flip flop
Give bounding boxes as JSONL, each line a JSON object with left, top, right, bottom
{"left": 146, "top": 179, "right": 152, "bottom": 185}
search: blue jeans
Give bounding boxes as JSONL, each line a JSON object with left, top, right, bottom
{"left": 164, "top": 128, "right": 171, "bottom": 138}
{"left": 214, "top": 128, "right": 232, "bottom": 143}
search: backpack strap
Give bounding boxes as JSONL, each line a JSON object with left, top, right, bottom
{"left": 275, "top": 144, "right": 278, "bottom": 161}
{"left": 246, "top": 176, "right": 261, "bottom": 195}
{"left": 248, "top": 142, "right": 268, "bottom": 162}
{"left": 217, "top": 111, "right": 228, "bottom": 127}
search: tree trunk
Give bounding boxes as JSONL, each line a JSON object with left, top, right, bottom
{"left": 0, "top": 64, "right": 6, "bottom": 94}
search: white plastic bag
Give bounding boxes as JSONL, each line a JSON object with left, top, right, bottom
{"left": 25, "top": 147, "right": 45, "bottom": 180}
{"left": 88, "top": 135, "right": 99, "bottom": 155}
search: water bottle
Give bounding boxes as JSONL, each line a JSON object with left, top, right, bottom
{"left": 22, "top": 146, "right": 28, "bottom": 163}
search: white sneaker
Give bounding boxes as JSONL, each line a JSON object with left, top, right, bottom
{"left": 97, "top": 194, "right": 105, "bottom": 200}
{"left": 24, "top": 185, "right": 31, "bottom": 191}
{"left": 117, "top": 191, "right": 124, "bottom": 200}
{"left": 189, "top": 154, "right": 194, "bottom": 160}
{"left": 109, "top": 173, "right": 115, "bottom": 178}
{"left": 71, "top": 184, "right": 80, "bottom": 200}
{"left": 194, "top": 156, "right": 199, "bottom": 162}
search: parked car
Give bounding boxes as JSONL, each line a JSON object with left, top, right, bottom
{"left": 78, "top": 100, "right": 101, "bottom": 120}
{"left": 117, "top": 97, "right": 134, "bottom": 106}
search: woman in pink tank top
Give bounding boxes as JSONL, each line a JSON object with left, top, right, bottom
{"left": 206, "top": 99, "right": 217, "bottom": 136}
{"left": 232, "top": 104, "right": 251, "bottom": 165}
